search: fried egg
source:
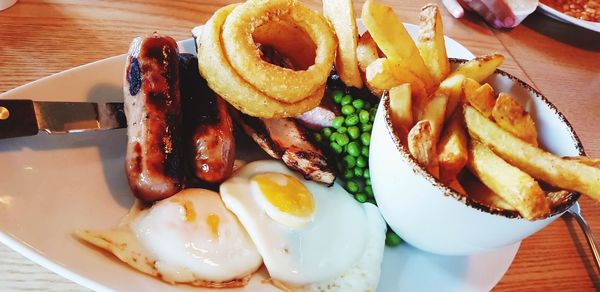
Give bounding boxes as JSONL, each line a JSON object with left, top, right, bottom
{"left": 220, "top": 160, "right": 386, "bottom": 291}
{"left": 76, "top": 188, "right": 262, "bottom": 288}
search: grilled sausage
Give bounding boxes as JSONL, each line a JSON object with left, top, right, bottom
{"left": 124, "top": 34, "right": 184, "bottom": 202}
{"left": 179, "top": 53, "right": 235, "bottom": 183}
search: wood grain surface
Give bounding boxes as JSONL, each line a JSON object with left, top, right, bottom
{"left": 0, "top": 0, "right": 599, "bottom": 291}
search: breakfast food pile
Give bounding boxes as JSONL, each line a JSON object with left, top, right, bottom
{"left": 73, "top": 0, "right": 600, "bottom": 289}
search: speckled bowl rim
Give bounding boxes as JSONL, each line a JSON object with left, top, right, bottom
{"left": 381, "top": 58, "right": 584, "bottom": 220}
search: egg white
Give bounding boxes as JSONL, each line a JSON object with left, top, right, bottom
{"left": 76, "top": 188, "right": 262, "bottom": 287}
{"left": 220, "top": 160, "right": 386, "bottom": 290}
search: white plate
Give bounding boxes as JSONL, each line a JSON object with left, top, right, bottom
{"left": 0, "top": 23, "right": 519, "bottom": 291}
{"left": 538, "top": 3, "right": 600, "bottom": 32}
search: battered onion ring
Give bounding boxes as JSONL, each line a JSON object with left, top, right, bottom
{"left": 197, "top": 4, "right": 324, "bottom": 118}
{"left": 253, "top": 19, "right": 316, "bottom": 70}
{"left": 222, "top": 0, "right": 336, "bottom": 103}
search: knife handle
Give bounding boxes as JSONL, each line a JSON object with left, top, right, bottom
{"left": 0, "top": 99, "right": 39, "bottom": 139}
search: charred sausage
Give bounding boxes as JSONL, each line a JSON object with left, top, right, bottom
{"left": 179, "top": 53, "right": 235, "bottom": 183}
{"left": 124, "top": 34, "right": 184, "bottom": 202}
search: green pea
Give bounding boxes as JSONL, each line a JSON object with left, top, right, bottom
{"left": 343, "top": 169, "right": 354, "bottom": 179}
{"left": 322, "top": 127, "right": 332, "bottom": 138}
{"left": 332, "top": 90, "right": 344, "bottom": 104}
{"left": 341, "top": 95, "right": 353, "bottom": 106}
{"left": 341, "top": 104, "right": 356, "bottom": 115}
{"left": 361, "top": 132, "right": 371, "bottom": 146}
{"left": 348, "top": 126, "right": 360, "bottom": 139}
{"left": 343, "top": 155, "right": 356, "bottom": 168}
{"left": 330, "top": 142, "right": 343, "bottom": 154}
{"left": 346, "top": 142, "right": 360, "bottom": 157}
{"left": 336, "top": 133, "right": 350, "bottom": 146}
{"left": 363, "top": 169, "right": 370, "bottom": 179}
{"left": 313, "top": 133, "right": 322, "bottom": 143}
{"left": 365, "top": 178, "right": 371, "bottom": 186}
{"left": 338, "top": 126, "right": 349, "bottom": 134}
{"left": 385, "top": 231, "right": 402, "bottom": 247}
{"left": 332, "top": 116, "right": 345, "bottom": 129}
{"left": 345, "top": 114, "right": 359, "bottom": 126}
{"left": 352, "top": 99, "right": 365, "bottom": 110}
{"left": 361, "top": 124, "right": 372, "bottom": 132}
{"left": 359, "top": 110, "right": 370, "bottom": 124}
{"left": 356, "top": 156, "right": 367, "bottom": 168}
{"left": 346, "top": 180, "right": 359, "bottom": 193}
{"left": 361, "top": 145, "right": 369, "bottom": 157}
{"left": 329, "top": 132, "right": 339, "bottom": 142}
{"left": 365, "top": 185, "right": 373, "bottom": 196}
{"left": 370, "top": 108, "right": 377, "bottom": 122}
{"left": 354, "top": 167, "right": 364, "bottom": 177}
{"left": 354, "top": 193, "right": 367, "bottom": 203}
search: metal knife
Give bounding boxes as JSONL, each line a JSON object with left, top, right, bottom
{"left": 0, "top": 99, "right": 126, "bottom": 139}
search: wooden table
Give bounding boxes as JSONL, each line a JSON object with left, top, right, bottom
{"left": 0, "top": 0, "right": 598, "bottom": 291}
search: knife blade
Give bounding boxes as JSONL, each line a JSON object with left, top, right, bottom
{"left": 0, "top": 99, "right": 126, "bottom": 139}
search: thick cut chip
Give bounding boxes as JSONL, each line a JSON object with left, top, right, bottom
{"left": 437, "top": 111, "right": 468, "bottom": 183}
{"left": 449, "top": 53, "right": 504, "bottom": 83}
{"left": 464, "top": 105, "right": 600, "bottom": 201}
{"left": 356, "top": 32, "right": 384, "bottom": 97}
{"left": 463, "top": 78, "right": 495, "bottom": 118}
{"left": 419, "top": 92, "right": 448, "bottom": 145}
{"left": 492, "top": 93, "right": 538, "bottom": 146}
{"left": 408, "top": 120, "right": 439, "bottom": 177}
{"left": 323, "top": 0, "right": 363, "bottom": 88}
{"left": 468, "top": 141, "right": 550, "bottom": 220}
{"left": 366, "top": 58, "right": 428, "bottom": 103}
{"left": 389, "top": 83, "right": 413, "bottom": 133}
{"left": 417, "top": 4, "right": 450, "bottom": 85}
{"left": 361, "top": 0, "right": 435, "bottom": 92}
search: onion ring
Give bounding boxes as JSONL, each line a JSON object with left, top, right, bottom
{"left": 253, "top": 19, "right": 316, "bottom": 70}
{"left": 197, "top": 4, "right": 323, "bottom": 118}
{"left": 221, "top": 0, "right": 336, "bottom": 103}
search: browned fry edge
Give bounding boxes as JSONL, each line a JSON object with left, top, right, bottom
{"left": 381, "top": 58, "right": 584, "bottom": 220}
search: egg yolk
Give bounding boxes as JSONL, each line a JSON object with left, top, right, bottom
{"left": 206, "top": 213, "right": 220, "bottom": 238}
{"left": 252, "top": 173, "right": 315, "bottom": 219}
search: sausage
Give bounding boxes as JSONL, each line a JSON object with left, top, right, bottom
{"left": 179, "top": 53, "right": 235, "bottom": 183}
{"left": 124, "top": 34, "right": 184, "bottom": 202}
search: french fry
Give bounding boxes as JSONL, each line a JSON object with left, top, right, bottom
{"left": 464, "top": 105, "right": 600, "bottom": 201}
{"left": 437, "top": 111, "right": 468, "bottom": 183}
{"left": 417, "top": 4, "right": 450, "bottom": 85}
{"left": 356, "top": 32, "right": 384, "bottom": 97}
{"left": 449, "top": 53, "right": 505, "bottom": 83}
{"left": 467, "top": 141, "right": 550, "bottom": 220}
{"left": 389, "top": 84, "right": 413, "bottom": 133}
{"left": 442, "top": 53, "right": 503, "bottom": 120}
{"left": 356, "top": 32, "right": 380, "bottom": 74}
{"left": 460, "top": 173, "right": 517, "bottom": 211}
{"left": 323, "top": 0, "right": 363, "bottom": 88}
{"left": 437, "top": 74, "right": 466, "bottom": 120}
{"left": 366, "top": 58, "right": 428, "bottom": 102}
{"left": 361, "top": 0, "right": 435, "bottom": 92}
{"left": 565, "top": 156, "right": 600, "bottom": 168}
{"left": 419, "top": 92, "right": 448, "bottom": 145}
{"left": 492, "top": 93, "right": 538, "bottom": 146}
{"left": 463, "top": 78, "right": 495, "bottom": 117}
{"left": 408, "top": 120, "right": 439, "bottom": 177}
